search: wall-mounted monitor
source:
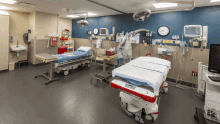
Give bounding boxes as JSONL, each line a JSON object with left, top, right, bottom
{"left": 100, "top": 28, "right": 109, "bottom": 36}
{"left": 184, "top": 25, "right": 202, "bottom": 38}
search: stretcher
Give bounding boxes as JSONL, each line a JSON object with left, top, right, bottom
{"left": 53, "top": 50, "right": 92, "bottom": 75}
{"left": 111, "top": 54, "right": 171, "bottom": 123}
{"left": 35, "top": 47, "right": 94, "bottom": 85}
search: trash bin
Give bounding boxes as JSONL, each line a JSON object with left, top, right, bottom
{"left": 9, "top": 61, "right": 15, "bottom": 71}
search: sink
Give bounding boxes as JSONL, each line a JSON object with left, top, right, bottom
{"left": 10, "top": 45, "right": 27, "bottom": 57}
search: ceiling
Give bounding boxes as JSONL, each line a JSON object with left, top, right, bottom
{"left": 1, "top": 0, "right": 220, "bottom": 18}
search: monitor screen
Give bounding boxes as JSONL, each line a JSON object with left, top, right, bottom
{"left": 101, "top": 29, "right": 106, "bottom": 34}
{"left": 208, "top": 44, "right": 220, "bottom": 74}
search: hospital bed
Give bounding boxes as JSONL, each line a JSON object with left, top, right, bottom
{"left": 35, "top": 46, "right": 95, "bottom": 85}
{"left": 111, "top": 54, "right": 171, "bottom": 123}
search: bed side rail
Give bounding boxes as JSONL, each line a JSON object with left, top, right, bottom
{"left": 111, "top": 79, "right": 156, "bottom": 103}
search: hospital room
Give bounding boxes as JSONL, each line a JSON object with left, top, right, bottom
{"left": 1, "top": 0, "right": 220, "bottom": 124}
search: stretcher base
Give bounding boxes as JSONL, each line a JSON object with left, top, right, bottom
{"left": 35, "top": 73, "right": 60, "bottom": 85}
{"left": 111, "top": 79, "right": 168, "bottom": 123}
{"left": 91, "top": 73, "right": 111, "bottom": 84}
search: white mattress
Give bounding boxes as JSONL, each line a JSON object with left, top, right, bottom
{"left": 127, "top": 60, "right": 169, "bottom": 76}
{"left": 112, "top": 56, "right": 171, "bottom": 89}
{"left": 135, "top": 57, "right": 171, "bottom": 69}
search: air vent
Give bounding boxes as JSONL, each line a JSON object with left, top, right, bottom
{"left": 17, "top": 2, "right": 36, "bottom": 8}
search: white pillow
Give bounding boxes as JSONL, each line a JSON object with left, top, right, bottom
{"left": 77, "top": 46, "right": 91, "bottom": 52}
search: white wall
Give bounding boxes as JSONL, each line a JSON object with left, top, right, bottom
{"left": 0, "top": 15, "right": 9, "bottom": 71}
{"left": 35, "top": 12, "right": 58, "bottom": 39}
{"left": 8, "top": 11, "right": 30, "bottom": 63}
{"left": 58, "top": 17, "right": 72, "bottom": 37}
{"left": 29, "top": 12, "right": 36, "bottom": 39}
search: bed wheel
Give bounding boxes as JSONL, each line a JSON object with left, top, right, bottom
{"left": 85, "top": 63, "right": 90, "bottom": 68}
{"left": 87, "top": 63, "right": 90, "bottom": 68}
{"left": 162, "top": 82, "right": 168, "bottom": 94}
{"left": 78, "top": 65, "right": 82, "bottom": 69}
{"left": 64, "top": 71, "right": 69, "bottom": 76}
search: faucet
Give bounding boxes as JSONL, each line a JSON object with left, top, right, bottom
{"left": 17, "top": 40, "right": 18, "bottom": 47}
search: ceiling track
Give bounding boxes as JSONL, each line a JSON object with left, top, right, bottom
{"left": 17, "top": 2, "right": 37, "bottom": 6}
{"left": 87, "top": 0, "right": 127, "bottom": 14}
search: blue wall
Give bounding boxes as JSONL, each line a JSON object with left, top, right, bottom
{"left": 72, "top": 6, "right": 220, "bottom": 48}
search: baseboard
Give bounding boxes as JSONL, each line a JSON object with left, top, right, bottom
{"left": 0, "top": 69, "right": 8, "bottom": 73}
{"left": 166, "top": 77, "right": 197, "bottom": 88}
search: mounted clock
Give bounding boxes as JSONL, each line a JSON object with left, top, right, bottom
{"left": 93, "top": 28, "right": 99, "bottom": 35}
{"left": 158, "top": 26, "right": 170, "bottom": 36}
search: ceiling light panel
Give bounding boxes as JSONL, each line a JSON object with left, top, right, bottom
{"left": 153, "top": 3, "right": 178, "bottom": 8}
{"left": 210, "top": 0, "right": 220, "bottom": 2}
{"left": 0, "top": 5, "right": 12, "bottom": 10}
{"left": 66, "top": 15, "right": 79, "bottom": 18}
{"left": 81, "top": 12, "right": 97, "bottom": 16}
{"left": 0, "top": 10, "right": 9, "bottom": 15}
{"left": 0, "top": 0, "right": 17, "bottom": 4}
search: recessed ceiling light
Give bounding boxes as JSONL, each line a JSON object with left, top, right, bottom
{"left": 153, "top": 3, "right": 178, "bottom": 8}
{"left": 210, "top": 0, "right": 220, "bottom": 2}
{"left": 66, "top": 15, "right": 79, "bottom": 18}
{"left": 0, "top": 10, "right": 9, "bottom": 15}
{"left": 0, "top": 5, "right": 12, "bottom": 10}
{"left": 82, "top": 12, "right": 97, "bottom": 16}
{"left": 0, "top": 0, "right": 17, "bottom": 4}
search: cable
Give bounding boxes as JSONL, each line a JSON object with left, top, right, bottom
{"left": 191, "top": 78, "right": 204, "bottom": 100}
{"left": 174, "top": 35, "right": 194, "bottom": 90}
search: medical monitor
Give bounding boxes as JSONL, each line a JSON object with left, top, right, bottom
{"left": 184, "top": 25, "right": 202, "bottom": 38}
{"left": 208, "top": 44, "right": 220, "bottom": 74}
{"left": 100, "top": 28, "right": 109, "bottom": 36}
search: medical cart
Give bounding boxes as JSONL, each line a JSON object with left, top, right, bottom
{"left": 91, "top": 53, "right": 119, "bottom": 84}
{"left": 35, "top": 53, "right": 60, "bottom": 85}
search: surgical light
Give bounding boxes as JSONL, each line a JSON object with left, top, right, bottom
{"left": 153, "top": 3, "right": 178, "bottom": 8}
{"left": 0, "top": 10, "right": 9, "bottom": 15}
{"left": 210, "top": 0, "right": 220, "bottom": 2}
{"left": 66, "top": 15, "right": 79, "bottom": 18}
{"left": 0, "top": 0, "right": 17, "bottom": 4}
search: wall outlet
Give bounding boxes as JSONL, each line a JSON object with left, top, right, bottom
{"left": 9, "top": 36, "right": 13, "bottom": 42}
{"left": 192, "top": 71, "right": 198, "bottom": 76}
{"left": 175, "top": 40, "right": 180, "bottom": 44}
{"left": 156, "top": 39, "right": 162, "bottom": 43}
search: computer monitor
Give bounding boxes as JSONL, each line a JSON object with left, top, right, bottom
{"left": 208, "top": 44, "right": 220, "bottom": 74}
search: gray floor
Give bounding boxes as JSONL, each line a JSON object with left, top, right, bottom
{"left": 0, "top": 64, "right": 204, "bottom": 124}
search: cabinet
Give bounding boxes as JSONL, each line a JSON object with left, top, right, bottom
{"left": 0, "top": 15, "right": 9, "bottom": 71}
{"left": 204, "top": 74, "right": 220, "bottom": 123}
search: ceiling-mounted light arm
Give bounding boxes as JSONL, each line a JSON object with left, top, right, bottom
{"left": 152, "top": 0, "right": 195, "bottom": 14}
{"left": 84, "top": 12, "right": 88, "bottom": 20}
{"left": 132, "top": 28, "right": 151, "bottom": 36}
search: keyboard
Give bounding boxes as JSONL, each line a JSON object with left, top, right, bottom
{"left": 208, "top": 76, "right": 220, "bottom": 82}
